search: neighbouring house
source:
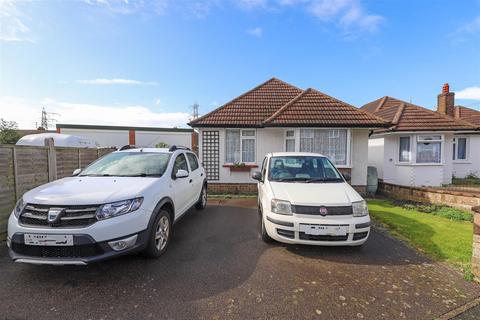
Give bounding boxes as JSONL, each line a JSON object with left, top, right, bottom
{"left": 361, "top": 84, "right": 479, "bottom": 187}
{"left": 188, "top": 78, "right": 389, "bottom": 194}
{"left": 57, "top": 124, "right": 196, "bottom": 150}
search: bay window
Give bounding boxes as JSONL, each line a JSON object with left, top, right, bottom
{"left": 225, "top": 129, "right": 256, "bottom": 163}
{"left": 416, "top": 135, "right": 442, "bottom": 164}
{"left": 299, "top": 129, "right": 348, "bottom": 166}
{"left": 453, "top": 137, "right": 468, "bottom": 161}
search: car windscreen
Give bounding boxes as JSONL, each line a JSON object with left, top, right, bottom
{"left": 268, "top": 156, "right": 343, "bottom": 182}
{"left": 79, "top": 152, "right": 170, "bottom": 177}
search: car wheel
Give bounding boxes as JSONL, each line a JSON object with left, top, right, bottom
{"left": 259, "top": 210, "right": 274, "bottom": 243}
{"left": 143, "top": 210, "right": 171, "bottom": 258}
{"left": 195, "top": 184, "right": 207, "bottom": 210}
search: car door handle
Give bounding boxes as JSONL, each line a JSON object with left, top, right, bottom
{"left": 200, "top": 173, "right": 203, "bottom": 177}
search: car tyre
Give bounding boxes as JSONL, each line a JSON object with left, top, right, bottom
{"left": 143, "top": 209, "right": 172, "bottom": 258}
{"left": 195, "top": 184, "right": 207, "bottom": 210}
{"left": 259, "top": 207, "right": 274, "bottom": 243}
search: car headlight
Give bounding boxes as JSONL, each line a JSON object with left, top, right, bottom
{"left": 96, "top": 198, "right": 143, "bottom": 220}
{"left": 352, "top": 200, "right": 369, "bottom": 217}
{"left": 271, "top": 199, "right": 292, "bottom": 215}
{"left": 14, "top": 198, "right": 26, "bottom": 218}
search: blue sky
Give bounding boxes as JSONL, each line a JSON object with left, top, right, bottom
{"left": 1, "top": 0, "right": 479, "bottom": 129}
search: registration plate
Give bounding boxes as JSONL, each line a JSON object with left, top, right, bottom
{"left": 300, "top": 224, "right": 347, "bottom": 236}
{"left": 24, "top": 234, "right": 74, "bottom": 246}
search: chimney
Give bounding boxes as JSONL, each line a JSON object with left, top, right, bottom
{"left": 437, "top": 83, "right": 455, "bottom": 117}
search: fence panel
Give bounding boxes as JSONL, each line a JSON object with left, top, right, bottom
{"left": 79, "top": 149, "right": 98, "bottom": 168}
{"left": 15, "top": 147, "right": 49, "bottom": 198}
{"left": 0, "top": 147, "right": 15, "bottom": 236}
{"left": 56, "top": 148, "right": 80, "bottom": 179}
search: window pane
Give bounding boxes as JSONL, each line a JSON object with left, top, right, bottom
{"left": 242, "top": 130, "right": 255, "bottom": 137}
{"left": 242, "top": 139, "right": 255, "bottom": 163}
{"left": 186, "top": 153, "right": 199, "bottom": 171}
{"left": 174, "top": 154, "right": 189, "bottom": 172}
{"left": 418, "top": 135, "right": 442, "bottom": 141}
{"left": 286, "top": 139, "right": 295, "bottom": 152}
{"left": 299, "top": 129, "right": 347, "bottom": 165}
{"left": 457, "top": 138, "right": 467, "bottom": 160}
{"left": 416, "top": 142, "right": 441, "bottom": 163}
{"left": 399, "top": 137, "right": 410, "bottom": 162}
{"left": 286, "top": 130, "right": 295, "bottom": 137}
{"left": 225, "top": 130, "right": 240, "bottom": 163}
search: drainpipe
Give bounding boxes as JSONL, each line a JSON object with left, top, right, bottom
{"left": 472, "top": 206, "right": 480, "bottom": 282}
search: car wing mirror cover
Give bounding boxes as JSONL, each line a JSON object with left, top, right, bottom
{"left": 252, "top": 171, "right": 263, "bottom": 181}
{"left": 175, "top": 169, "right": 189, "bottom": 178}
{"left": 72, "top": 168, "right": 82, "bottom": 176}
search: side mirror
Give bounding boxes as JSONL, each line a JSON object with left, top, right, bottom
{"left": 72, "top": 168, "right": 82, "bottom": 176}
{"left": 175, "top": 169, "right": 189, "bottom": 179}
{"left": 252, "top": 171, "right": 263, "bottom": 182}
{"left": 342, "top": 172, "right": 351, "bottom": 182}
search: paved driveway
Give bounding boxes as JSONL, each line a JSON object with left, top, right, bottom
{"left": 0, "top": 200, "right": 478, "bottom": 320}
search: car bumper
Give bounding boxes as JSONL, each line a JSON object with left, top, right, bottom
{"left": 7, "top": 208, "right": 152, "bottom": 265}
{"left": 263, "top": 211, "right": 371, "bottom": 246}
{"left": 7, "top": 230, "right": 149, "bottom": 265}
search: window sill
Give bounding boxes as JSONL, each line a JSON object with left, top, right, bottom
{"left": 453, "top": 160, "right": 471, "bottom": 164}
{"left": 395, "top": 162, "right": 444, "bottom": 166}
{"left": 223, "top": 164, "right": 258, "bottom": 172}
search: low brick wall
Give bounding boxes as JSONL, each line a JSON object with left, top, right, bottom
{"left": 208, "top": 183, "right": 258, "bottom": 194}
{"left": 378, "top": 181, "right": 480, "bottom": 211}
{"left": 208, "top": 182, "right": 366, "bottom": 196}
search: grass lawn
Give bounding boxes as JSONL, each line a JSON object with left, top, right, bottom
{"left": 368, "top": 199, "right": 474, "bottom": 280}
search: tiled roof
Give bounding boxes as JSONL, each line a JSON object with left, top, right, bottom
{"left": 456, "top": 106, "right": 480, "bottom": 127}
{"left": 360, "top": 96, "right": 478, "bottom": 133}
{"left": 264, "top": 88, "right": 389, "bottom": 127}
{"left": 188, "top": 78, "right": 303, "bottom": 127}
{"left": 189, "top": 78, "right": 388, "bottom": 128}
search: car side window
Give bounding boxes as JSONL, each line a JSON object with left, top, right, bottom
{"left": 261, "top": 157, "right": 268, "bottom": 178}
{"left": 172, "top": 153, "right": 189, "bottom": 177}
{"left": 186, "top": 153, "right": 199, "bottom": 171}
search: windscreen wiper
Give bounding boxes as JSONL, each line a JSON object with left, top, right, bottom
{"left": 305, "top": 178, "right": 342, "bottom": 183}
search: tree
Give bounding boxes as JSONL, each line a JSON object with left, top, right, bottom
{"left": 155, "top": 142, "right": 169, "bottom": 148}
{"left": 0, "top": 119, "right": 20, "bottom": 144}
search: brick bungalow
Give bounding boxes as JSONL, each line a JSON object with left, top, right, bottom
{"left": 188, "top": 78, "right": 389, "bottom": 194}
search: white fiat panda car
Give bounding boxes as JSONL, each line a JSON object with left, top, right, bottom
{"left": 252, "top": 152, "right": 370, "bottom": 246}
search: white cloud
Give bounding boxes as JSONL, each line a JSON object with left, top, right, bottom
{"left": 76, "top": 78, "right": 158, "bottom": 85}
{"left": 236, "top": 0, "right": 269, "bottom": 9}
{"left": 0, "top": 0, "right": 34, "bottom": 43}
{"left": 456, "top": 86, "right": 480, "bottom": 100}
{"left": 0, "top": 96, "right": 190, "bottom": 129}
{"left": 450, "top": 16, "right": 480, "bottom": 43}
{"left": 247, "top": 27, "right": 263, "bottom": 37}
{"left": 308, "top": 0, "right": 383, "bottom": 33}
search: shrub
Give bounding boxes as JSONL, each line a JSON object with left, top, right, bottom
{"left": 392, "top": 199, "right": 472, "bottom": 222}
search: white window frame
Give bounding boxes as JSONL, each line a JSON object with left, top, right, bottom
{"left": 295, "top": 128, "right": 351, "bottom": 168}
{"left": 225, "top": 129, "right": 256, "bottom": 164}
{"left": 415, "top": 134, "right": 443, "bottom": 164}
{"left": 398, "top": 136, "right": 411, "bottom": 163}
{"left": 453, "top": 136, "right": 469, "bottom": 162}
{"left": 284, "top": 130, "right": 296, "bottom": 152}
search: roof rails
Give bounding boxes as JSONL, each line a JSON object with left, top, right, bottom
{"left": 168, "top": 145, "right": 191, "bottom": 152}
{"left": 119, "top": 145, "right": 137, "bottom": 151}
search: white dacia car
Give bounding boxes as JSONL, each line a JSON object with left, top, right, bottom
{"left": 252, "top": 152, "right": 370, "bottom": 246}
{"left": 7, "top": 146, "right": 207, "bottom": 265}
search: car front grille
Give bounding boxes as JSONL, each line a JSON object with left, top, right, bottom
{"left": 292, "top": 205, "right": 352, "bottom": 216}
{"left": 19, "top": 204, "right": 99, "bottom": 228}
{"left": 11, "top": 242, "right": 103, "bottom": 258}
{"left": 299, "top": 232, "right": 349, "bottom": 241}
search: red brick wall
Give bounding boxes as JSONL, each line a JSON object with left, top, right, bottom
{"left": 208, "top": 182, "right": 366, "bottom": 196}
{"left": 128, "top": 129, "right": 135, "bottom": 145}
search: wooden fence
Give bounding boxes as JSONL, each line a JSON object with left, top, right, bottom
{"left": 0, "top": 143, "right": 115, "bottom": 238}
